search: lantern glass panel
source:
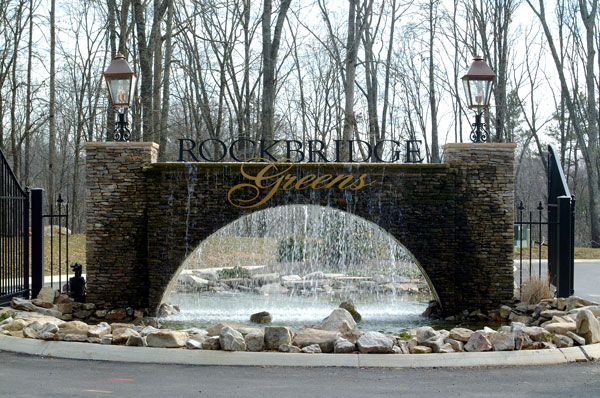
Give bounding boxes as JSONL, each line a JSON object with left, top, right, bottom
{"left": 465, "top": 78, "right": 493, "bottom": 108}
{"left": 107, "top": 77, "right": 133, "bottom": 107}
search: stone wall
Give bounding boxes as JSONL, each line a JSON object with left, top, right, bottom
{"left": 85, "top": 142, "right": 158, "bottom": 309}
{"left": 84, "top": 142, "right": 516, "bottom": 316}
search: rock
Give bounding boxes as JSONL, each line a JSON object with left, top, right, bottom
{"left": 186, "top": 339, "right": 203, "bottom": 349}
{"left": 258, "top": 283, "right": 288, "bottom": 295}
{"left": 101, "top": 335, "right": 113, "bottom": 345}
{"left": 511, "top": 322, "right": 526, "bottom": 334}
{"left": 32, "top": 299, "right": 54, "bottom": 309}
{"left": 334, "top": 337, "right": 355, "bottom": 353}
{"left": 95, "top": 310, "right": 107, "bottom": 318}
{"left": 264, "top": 326, "right": 293, "bottom": 350}
{"left": 202, "top": 336, "right": 221, "bottom": 350}
{"left": 112, "top": 328, "right": 140, "bottom": 344}
{"left": 250, "top": 311, "right": 272, "bottom": 324}
{"left": 422, "top": 336, "right": 446, "bottom": 353}
{"left": 140, "top": 326, "right": 161, "bottom": 336}
{"left": 301, "top": 344, "right": 322, "bottom": 353}
{"left": 106, "top": 308, "right": 127, "bottom": 321}
{"left": 449, "top": 328, "right": 473, "bottom": 343}
{"left": 545, "top": 322, "right": 576, "bottom": 335}
{"left": 509, "top": 313, "right": 532, "bottom": 324}
{"left": 338, "top": 320, "right": 363, "bottom": 343}
{"left": 59, "top": 321, "right": 89, "bottom": 336}
{"left": 62, "top": 334, "right": 88, "bottom": 342}
{"left": 532, "top": 303, "right": 549, "bottom": 318}
{"left": 87, "top": 337, "right": 102, "bottom": 344}
{"left": 183, "top": 274, "right": 210, "bottom": 289}
{"left": 88, "top": 322, "right": 111, "bottom": 338}
{"left": 464, "top": 331, "right": 492, "bottom": 352}
{"left": 55, "top": 303, "right": 73, "bottom": 314}
{"left": 552, "top": 334, "right": 574, "bottom": 348}
{"left": 438, "top": 343, "right": 455, "bottom": 353}
{"left": 414, "top": 326, "right": 437, "bottom": 344}
{"left": 196, "top": 269, "right": 219, "bottom": 282}
{"left": 10, "top": 297, "right": 35, "bottom": 311}
{"left": 126, "top": 335, "right": 147, "bottom": 346}
{"left": 23, "top": 326, "right": 40, "bottom": 339}
{"left": 55, "top": 295, "right": 72, "bottom": 304}
{"left": 567, "top": 331, "right": 586, "bottom": 346}
{"left": 158, "top": 303, "right": 179, "bottom": 317}
{"left": 110, "top": 323, "right": 136, "bottom": 333}
{"left": 523, "top": 326, "right": 552, "bottom": 342}
{"left": 444, "top": 338, "right": 464, "bottom": 352}
{"left": 73, "top": 310, "right": 93, "bottom": 319}
{"left": 37, "top": 286, "right": 58, "bottom": 303}
{"left": 39, "top": 323, "right": 59, "bottom": 340}
{"left": 395, "top": 341, "right": 410, "bottom": 354}
{"left": 82, "top": 303, "right": 96, "bottom": 311}
{"left": 146, "top": 331, "right": 188, "bottom": 348}
{"left": 540, "top": 309, "right": 567, "bottom": 318}
{"left": 392, "top": 345, "right": 403, "bottom": 354}
{"left": 279, "top": 344, "right": 301, "bottom": 353}
{"left": 219, "top": 326, "right": 246, "bottom": 351}
{"left": 357, "top": 331, "right": 394, "bottom": 353}
{"left": 576, "top": 309, "right": 600, "bottom": 344}
{"left": 566, "top": 296, "right": 596, "bottom": 311}
{"left": 1, "top": 319, "right": 27, "bottom": 331}
{"left": 281, "top": 275, "right": 302, "bottom": 282}
{"left": 293, "top": 328, "right": 340, "bottom": 353}
{"left": 490, "top": 333, "right": 515, "bottom": 351}
{"left": 339, "top": 301, "right": 361, "bottom": 322}
{"left": 498, "top": 305, "right": 512, "bottom": 319}
{"left": 569, "top": 305, "right": 600, "bottom": 317}
{"left": 515, "top": 334, "right": 533, "bottom": 350}
{"left": 245, "top": 330, "right": 265, "bottom": 352}
{"left": 206, "top": 322, "right": 262, "bottom": 337}
{"left": 410, "top": 345, "right": 433, "bottom": 354}
{"left": 252, "top": 273, "right": 280, "bottom": 284}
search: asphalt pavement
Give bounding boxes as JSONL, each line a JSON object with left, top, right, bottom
{"left": 0, "top": 351, "right": 599, "bottom": 398}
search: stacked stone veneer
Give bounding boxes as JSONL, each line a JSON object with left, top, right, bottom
{"left": 85, "top": 142, "right": 515, "bottom": 316}
{"left": 85, "top": 142, "right": 158, "bottom": 308}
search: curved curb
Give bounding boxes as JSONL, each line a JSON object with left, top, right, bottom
{"left": 1, "top": 335, "right": 598, "bottom": 368}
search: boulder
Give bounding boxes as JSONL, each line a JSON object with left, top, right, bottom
{"left": 498, "top": 305, "right": 512, "bottom": 319}
{"left": 258, "top": 283, "right": 288, "bottom": 295}
{"left": 36, "top": 286, "right": 58, "bottom": 303}
{"left": 126, "top": 335, "right": 147, "bottom": 347}
{"left": 55, "top": 303, "right": 73, "bottom": 314}
{"left": 206, "top": 322, "right": 262, "bottom": 337}
{"left": 32, "top": 299, "right": 54, "bottom": 309}
{"left": 88, "top": 322, "right": 111, "bottom": 338}
{"left": 569, "top": 305, "right": 600, "bottom": 317}
{"left": 112, "top": 328, "right": 140, "bottom": 344}
{"left": 576, "top": 309, "right": 600, "bottom": 344}
{"left": 1, "top": 319, "right": 28, "bottom": 331}
{"left": 59, "top": 321, "right": 89, "bottom": 336}
{"left": 566, "top": 296, "right": 596, "bottom": 311}
{"left": 202, "top": 336, "right": 221, "bottom": 350}
{"left": 10, "top": 297, "right": 34, "bottom": 311}
{"left": 444, "top": 338, "right": 464, "bottom": 352}
{"left": 410, "top": 345, "right": 432, "bottom": 354}
{"left": 422, "top": 336, "right": 446, "bottom": 353}
{"left": 140, "top": 326, "right": 161, "bottom": 336}
{"left": 464, "top": 331, "right": 492, "bottom": 352}
{"left": 39, "top": 323, "right": 59, "bottom": 340}
{"left": 438, "top": 343, "right": 455, "bottom": 353}
{"left": 449, "top": 328, "right": 473, "bottom": 343}
{"left": 110, "top": 323, "right": 136, "bottom": 333}
{"left": 101, "top": 335, "right": 113, "bottom": 345}
{"left": 158, "top": 303, "right": 179, "bottom": 317}
{"left": 544, "top": 322, "right": 576, "bottom": 335}
{"left": 490, "top": 333, "right": 515, "bottom": 351}
{"left": 23, "top": 326, "right": 40, "bottom": 339}
{"left": 245, "top": 330, "right": 265, "bottom": 352}
{"left": 357, "top": 331, "right": 394, "bottom": 353}
{"left": 73, "top": 310, "right": 93, "bottom": 319}
{"left": 146, "top": 331, "right": 188, "bottom": 348}
{"left": 264, "top": 326, "right": 293, "bottom": 350}
{"left": 186, "top": 339, "right": 203, "bottom": 349}
{"left": 185, "top": 328, "right": 208, "bottom": 344}
{"left": 339, "top": 301, "right": 362, "bottom": 322}
{"left": 552, "top": 334, "right": 573, "bottom": 348}
{"left": 334, "top": 337, "right": 355, "bottom": 353}
{"left": 196, "top": 269, "right": 219, "bottom": 282}
{"left": 62, "top": 334, "right": 88, "bottom": 342}
{"left": 55, "top": 295, "right": 72, "bottom": 304}
{"left": 279, "top": 344, "right": 301, "bottom": 353}
{"left": 567, "top": 331, "right": 586, "bottom": 346}
{"left": 106, "top": 308, "right": 128, "bottom": 321}
{"left": 183, "top": 274, "right": 209, "bottom": 289}
{"left": 250, "top": 311, "right": 272, "bottom": 324}
{"left": 219, "top": 326, "right": 246, "bottom": 351}
{"left": 540, "top": 309, "right": 567, "bottom": 318}
{"left": 301, "top": 344, "right": 322, "bottom": 353}
{"left": 293, "top": 328, "right": 340, "bottom": 353}
{"left": 321, "top": 308, "right": 356, "bottom": 332}
{"left": 252, "top": 273, "right": 280, "bottom": 284}
{"left": 87, "top": 337, "right": 102, "bottom": 344}
{"left": 523, "top": 326, "right": 552, "bottom": 342}
{"left": 515, "top": 334, "right": 533, "bottom": 350}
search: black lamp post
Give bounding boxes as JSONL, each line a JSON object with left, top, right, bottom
{"left": 461, "top": 55, "right": 496, "bottom": 143}
{"left": 103, "top": 53, "right": 136, "bottom": 142}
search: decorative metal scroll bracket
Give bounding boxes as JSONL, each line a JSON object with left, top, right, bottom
{"left": 470, "top": 111, "right": 489, "bottom": 143}
{"left": 113, "top": 111, "right": 131, "bottom": 142}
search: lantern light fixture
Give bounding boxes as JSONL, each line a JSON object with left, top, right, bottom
{"left": 461, "top": 55, "right": 496, "bottom": 143}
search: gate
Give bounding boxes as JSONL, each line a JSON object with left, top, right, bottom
{"left": 0, "top": 148, "right": 29, "bottom": 305}
{"left": 515, "top": 144, "right": 575, "bottom": 298}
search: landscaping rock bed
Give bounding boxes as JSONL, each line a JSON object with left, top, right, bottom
{"left": 2, "top": 288, "right": 599, "bottom": 355}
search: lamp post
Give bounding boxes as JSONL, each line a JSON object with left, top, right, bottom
{"left": 461, "top": 55, "right": 495, "bottom": 143}
{"left": 103, "top": 53, "right": 136, "bottom": 142}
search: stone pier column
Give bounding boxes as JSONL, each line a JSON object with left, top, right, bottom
{"left": 443, "top": 143, "right": 516, "bottom": 312}
{"left": 85, "top": 142, "right": 158, "bottom": 309}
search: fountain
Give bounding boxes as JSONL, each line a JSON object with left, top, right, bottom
{"left": 160, "top": 205, "right": 435, "bottom": 332}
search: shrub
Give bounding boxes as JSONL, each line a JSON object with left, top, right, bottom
{"left": 518, "top": 275, "right": 554, "bottom": 305}
{"left": 218, "top": 265, "right": 251, "bottom": 279}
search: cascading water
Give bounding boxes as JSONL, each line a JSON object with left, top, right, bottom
{"left": 161, "top": 205, "right": 434, "bottom": 332}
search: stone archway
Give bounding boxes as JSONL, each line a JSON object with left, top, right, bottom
{"left": 84, "top": 142, "right": 516, "bottom": 316}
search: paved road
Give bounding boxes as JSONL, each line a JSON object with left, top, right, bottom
{"left": 514, "top": 260, "right": 600, "bottom": 301}
{"left": 0, "top": 351, "right": 599, "bottom": 398}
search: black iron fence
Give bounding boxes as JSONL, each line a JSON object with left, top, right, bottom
{"left": 0, "top": 149, "right": 29, "bottom": 305}
{"left": 42, "top": 194, "right": 70, "bottom": 292}
{"left": 514, "top": 145, "right": 575, "bottom": 298}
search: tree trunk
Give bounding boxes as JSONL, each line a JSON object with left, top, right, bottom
{"left": 49, "top": 0, "right": 56, "bottom": 205}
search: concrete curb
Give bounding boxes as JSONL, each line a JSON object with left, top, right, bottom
{"left": 1, "top": 335, "right": 598, "bottom": 368}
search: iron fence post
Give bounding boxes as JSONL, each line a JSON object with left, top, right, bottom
{"left": 557, "top": 196, "right": 572, "bottom": 298}
{"left": 31, "top": 188, "right": 44, "bottom": 299}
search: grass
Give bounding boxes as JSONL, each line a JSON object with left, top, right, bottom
{"left": 514, "top": 245, "right": 600, "bottom": 260}
{"left": 42, "top": 233, "right": 86, "bottom": 275}
{"left": 518, "top": 275, "right": 554, "bottom": 305}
